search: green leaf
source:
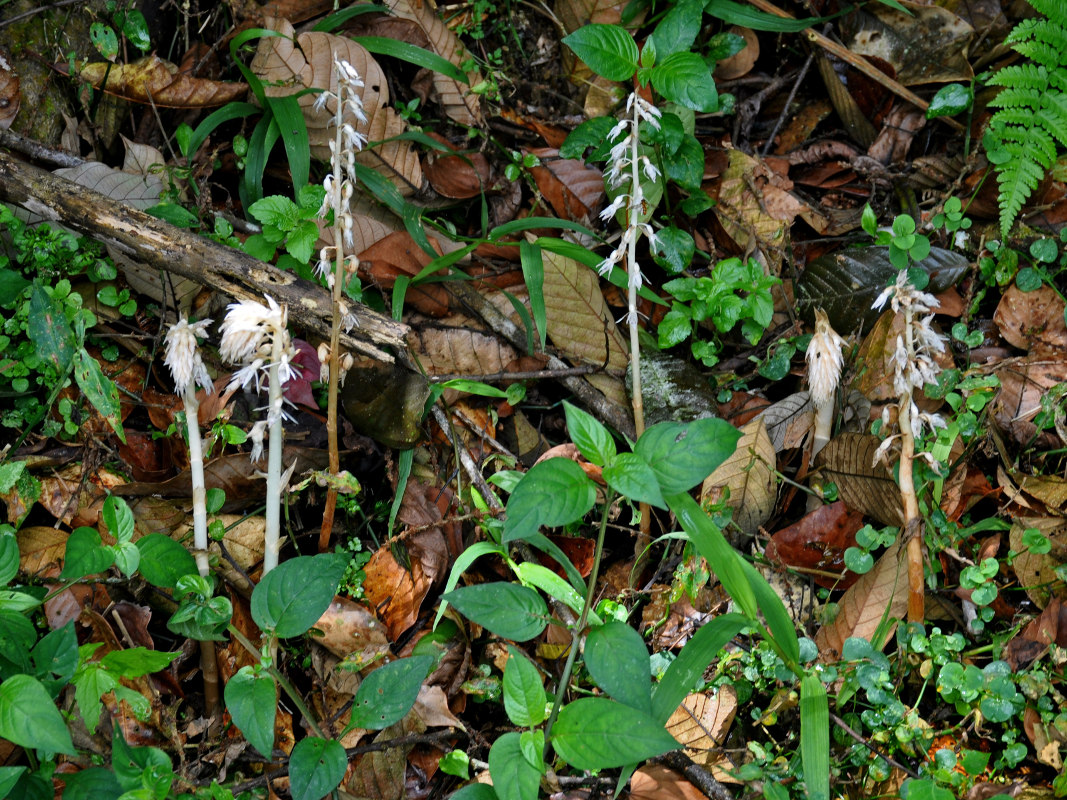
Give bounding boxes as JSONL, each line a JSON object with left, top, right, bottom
{"left": 562, "top": 24, "right": 639, "bottom": 82}
{"left": 250, "top": 553, "right": 348, "bottom": 637}
{"left": 585, "top": 622, "right": 652, "bottom": 714}
{"left": 503, "top": 646, "right": 548, "bottom": 727}
{"left": 602, "top": 453, "right": 666, "bottom": 509}
{"left": 0, "top": 674, "right": 75, "bottom": 754}
{"left": 800, "top": 673, "right": 829, "bottom": 800}
{"left": 285, "top": 219, "right": 319, "bottom": 265}
{"left": 146, "top": 202, "right": 199, "bottom": 228}
{"left": 248, "top": 195, "right": 300, "bottom": 229}
{"left": 514, "top": 562, "right": 593, "bottom": 621}
{"left": 706, "top": 0, "right": 832, "bottom": 31}
{"left": 442, "top": 583, "right": 548, "bottom": 641}
{"left": 503, "top": 458, "right": 596, "bottom": 544}
{"left": 0, "top": 611, "right": 36, "bottom": 674}
{"left": 58, "top": 767, "right": 122, "bottom": 800}
{"left": 489, "top": 732, "right": 542, "bottom": 800}
{"left": 650, "top": 53, "right": 718, "bottom": 112}
{"left": 180, "top": 102, "right": 259, "bottom": 160}
{"left": 347, "top": 655, "right": 432, "bottom": 731}
{"left": 927, "top": 83, "right": 973, "bottom": 119}
{"left": 0, "top": 529, "right": 17, "bottom": 586}
{"left": 28, "top": 283, "right": 76, "bottom": 375}
{"left": 649, "top": 0, "right": 703, "bottom": 58}
{"left": 551, "top": 697, "right": 677, "bottom": 769}
{"left": 658, "top": 307, "right": 693, "bottom": 348}
{"left": 109, "top": 540, "right": 139, "bottom": 577}
{"left": 563, "top": 400, "right": 615, "bottom": 467}
{"left": 135, "top": 534, "right": 198, "bottom": 589}
{"left": 31, "top": 621, "right": 78, "bottom": 686}
{"left": 100, "top": 647, "right": 178, "bottom": 678}
{"left": 266, "top": 94, "right": 310, "bottom": 193}
{"left": 102, "top": 495, "right": 135, "bottom": 544}
{"left": 288, "top": 737, "right": 347, "bottom": 800}
{"left": 223, "top": 666, "right": 277, "bottom": 758}
{"left": 110, "top": 724, "right": 171, "bottom": 792}
{"left": 353, "top": 36, "right": 469, "bottom": 85}
{"left": 635, "top": 418, "right": 741, "bottom": 494}
{"left": 119, "top": 9, "right": 151, "bottom": 52}
{"left": 0, "top": 767, "right": 27, "bottom": 800}
{"left": 739, "top": 558, "right": 800, "bottom": 667}
{"left": 652, "top": 226, "right": 695, "bottom": 274}
{"left": 559, "top": 117, "right": 616, "bottom": 160}
{"left": 434, "top": 541, "right": 505, "bottom": 628}
{"left": 520, "top": 240, "right": 547, "bottom": 353}
{"left": 667, "top": 492, "right": 757, "bottom": 619}
{"left": 90, "top": 22, "right": 119, "bottom": 59}
{"left": 0, "top": 270, "right": 29, "bottom": 306}
{"left": 61, "top": 527, "right": 115, "bottom": 580}
{"left": 449, "top": 784, "right": 499, "bottom": 800}
{"left": 652, "top": 613, "right": 747, "bottom": 722}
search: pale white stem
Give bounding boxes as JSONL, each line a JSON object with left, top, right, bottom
{"left": 263, "top": 332, "right": 285, "bottom": 575}
{"left": 812, "top": 403, "right": 833, "bottom": 457}
{"left": 183, "top": 390, "right": 210, "bottom": 577}
{"left": 628, "top": 98, "right": 645, "bottom": 438}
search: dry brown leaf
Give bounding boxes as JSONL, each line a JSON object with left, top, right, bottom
{"left": 38, "top": 464, "right": 126, "bottom": 528}
{"left": 815, "top": 541, "right": 908, "bottom": 659}
{"left": 251, "top": 19, "right": 423, "bottom": 194}
{"left": 1020, "top": 474, "right": 1067, "bottom": 510}
{"left": 407, "top": 324, "right": 520, "bottom": 378}
{"left": 72, "top": 56, "right": 247, "bottom": 107}
{"left": 527, "top": 147, "right": 605, "bottom": 223}
{"left": 541, "top": 247, "right": 629, "bottom": 407}
{"left": 358, "top": 231, "right": 449, "bottom": 316}
{"left": 814, "top": 432, "right": 904, "bottom": 527}
{"left": 423, "top": 133, "right": 491, "bottom": 199}
{"left": 855, "top": 309, "right": 953, "bottom": 404}
{"left": 757, "top": 391, "right": 813, "bottom": 452}
{"left": 713, "top": 27, "right": 759, "bottom": 81}
{"left": 1009, "top": 517, "right": 1067, "bottom": 609}
{"left": 666, "top": 685, "right": 737, "bottom": 766}
{"left": 993, "top": 353, "right": 1067, "bottom": 448}
{"left": 382, "top": 0, "right": 483, "bottom": 126}
{"left": 346, "top": 713, "right": 425, "bottom": 799}
{"left": 630, "top": 765, "right": 708, "bottom": 800}
{"left": 700, "top": 418, "right": 776, "bottom": 540}
{"left": 994, "top": 283, "right": 1067, "bottom": 351}
{"left": 412, "top": 684, "right": 464, "bottom": 729}
{"left": 714, "top": 149, "right": 795, "bottom": 273}
{"left": 16, "top": 525, "right": 67, "bottom": 577}
{"left": 766, "top": 500, "right": 865, "bottom": 590}
{"left": 314, "top": 596, "right": 392, "bottom": 663}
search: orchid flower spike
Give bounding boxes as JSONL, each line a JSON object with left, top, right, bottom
{"left": 164, "top": 317, "right": 214, "bottom": 397}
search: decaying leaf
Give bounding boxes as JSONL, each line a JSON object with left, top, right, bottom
{"left": 314, "top": 596, "right": 392, "bottom": 662}
{"left": 855, "top": 308, "right": 952, "bottom": 405}
{"left": 766, "top": 501, "right": 865, "bottom": 589}
{"left": 72, "top": 55, "right": 247, "bottom": 107}
{"left": 527, "top": 147, "right": 605, "bottom": 223}
{"left": 994, "top": 354, "right": 1067, "bottom": 448}
{"left": 0, "top": 49, "right": 20, "bottom": 130}
{"left": 540, "top": 247, "right": 629, "bottom": 407}
{"left": 407, "top": 324, "right": 521, "bottom": 378}
{"left": 630, "top": 765, "right": 708, "bottom": 799}
{"left": 994, "top": 283, "right": 1067, "bottom": 352}
{"left": 757, "top": 391, "right": 813, "bottom": 452}
{"left": 251, "top": 18, "right": 423, "bottom": 194}
{"left": 700, "top": 418, "right": 776, "bottom": 541}
{"left": 359, "top": 231, "right": 449, "bottom": 316}
{"left": 666, "top": 685, "right": 737, "bottom": 766}
{"left": 1009, "top": 517, "right": 1067, "bottom": 609}
{"left": 423, "top": 134, "right": 491, "bottom": 199}
{"left": 814, "top": 432, "right": 904, "bottom": 527}
{"left": 815, "top": 541, "right": 908, "bottom": 659}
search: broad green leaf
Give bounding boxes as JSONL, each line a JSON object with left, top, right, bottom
{"left": 563, "top": 401, "right": 615, "bottom": 467}
{"left": 0, "top": 270, "right": 29, "bottom": 308}
{"left": 650, "top": 53, "right": 718, "bottom": 112}
{"left": 585, "top": 623, "right": 652, "bottom": 715}
{"left": 559, "top": 117, "right": 616, "bottom": 160}
{"left": 248, "top": 195, "right": 300, "bottom": 229}
{"left": 61, "top": 527, "right": 114, "bottom": 580}
{"left": 102, "top": 496, "right": 135, "bottom": 544}
{"left": 0, "top": 591, "right": 38, "bottom": 613}
{"left": 514, "top": 562, "right": 594, "bottom": 621}
{"left": 58, "top": 766, "right": 122, "bottom": 800}
{"left": 800, "top": 673, "right": 830, "bottom": 800}
{"left": 739, "top": 558, "right": 800, "bottom": 667}
{"left": 442, "top": 583, "right": 548, "bottom": 641}
{"left": 662, "top": 134, "right": 704, "bottom": 191}
{"left": 503, "top": 646, "right": 548, "bottom": 727}
{"left": 503, "top": 458, "right": 596, "bottom": 544}
{"left": 346, "top": 655, "right": 432, "bottom": 731}
{"left": 250, "top": 553, "right": 348, "bottom": 637}
{"left": 0, "top": 529, "right": 17, "bottom": 586}
{"left": 489, "top": 732, "right": 542, "bottom": 800}
{"left": 551, "top": 697, "right": 677, "bottom": 769}
{"left": 636, "top": 418, "right": 741, "bottom": 494}
{"left": 649, "top": 0, "right": 703, "bottom": 58}
{"left": 28, "top": 283, "right": 76, "bottom": 375}
{"left": 100, "top": 647, "right": 178, "bottom": 678}
{"left": 706, "top": 0, "right": 832, "bottom": 31}
{"left": 110, "top": 725, "right": 171, "bottom": 792}
{"left": 72, "top": 350, "right": 125, "bottom": 443}
{"left": 562, "top": 25, "right": 639, "bottom": 82}
{"left": 0, "top": 674, "right": 75, "bottom": 754}
{"left": 520, "top": 239, "right": 547, "bottom": 353}
{"left": 109, "top": 540, "right": 139, "bottom": 577}
{"left": 73, "top": 659, "right": 117, "bottom": 733}
{"left": 0, "top": 767, "right": 27, "bottom": 799}
{"left": 0, "top": 462, "right": 25, "bottom": 494}
{"left": 652, "top": 226, "right": 695, "bottom": 274}
{"left": 288, "top": 737, "right": 347, "bottom": 800}
{"left": 135, "top": 533, "right": 198, "bottom": 589}
{"left": 31, "top": 621, "right": 78, "bottom": 686}
{"left": 448, "top": 784, "right": 499, "bottom": 800}
{"left": 603, "top": 453, "right": 666, "bottom": 509}
{"left": 223, "top": 667, "right": 277, "bottom": 758}
{"left": 0, "top": 610, "right": 36, "bottom": 674}
{"left": 434, "top": 541, "right": 505, "bottom": 628}
{"left": 119, "top": 9, "right": 150, "bottom": 51}
{"left": 667, "top": 492, "right": 756, "bottom": 619}
{"left": 652, "top": 613, "right": 747, "bottom": 722}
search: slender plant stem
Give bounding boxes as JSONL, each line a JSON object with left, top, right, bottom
{"left": 898, "top": 306, "right": 924, "bottom": 622}
{"left": 264, "top": 334, "right": 284, "bottom": 575}
{"left": 542, "top": 489, "right": 616, "bottom": 759}
{"left": 183, "top": 390, "right": 220, "bottom": 714}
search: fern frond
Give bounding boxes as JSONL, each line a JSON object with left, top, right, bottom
{"left": 996, "top": 154, "right": 1048, "bottom": 236}
{"left": 1013, "top": 41, "right": 1067, "bottom": 72}
{"left": 1006, "top": 20, "right": 1067, "bottom": 68}
{"left": 988, "top": 86, "right": 1045, "bottom": 111}
{"left": 1025, "top": 0, "right": 1067, "bottom": 28}
{"left": 987, "top": 63, "right": 1052, "bottom": 93}
{"left": 991, "top": 121, "right": 1057, "bottom": 165}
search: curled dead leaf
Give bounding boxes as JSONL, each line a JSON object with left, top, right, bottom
{"left": 71, "top": 56, "right": 247, "bottom": 107}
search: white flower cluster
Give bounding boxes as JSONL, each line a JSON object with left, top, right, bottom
{"left": 164, "top": 317, "right": 213, "bottom": 397}
{"left": 596, "top": 92, "right": 662, "bottom": 301}
{"left": 219, "top": 295, "right": 295, "bottom": 429}
{"left": 871, "top": 270, "right": 948, "bottom": 462}
{"left": 314, "top": 57, "right": 369, "bottom": 287}
{"left": 806, "top": 309, "right": 844, "bottom": 407}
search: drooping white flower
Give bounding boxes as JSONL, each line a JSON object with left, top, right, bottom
{"left": 164, "top": 317, "right": 214, "bottom": 397}
{"left": 806, "top": 309, "right": 844, "bottom": 407}
{"left": 219, "top": 295, "right": 293, "bottom": 394}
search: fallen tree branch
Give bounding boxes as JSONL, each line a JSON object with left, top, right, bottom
{"left": 0, "top": 150, "right": 407, "bottom": 362}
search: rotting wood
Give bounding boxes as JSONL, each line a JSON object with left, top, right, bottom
{"left": 0, "top": 150, "right": 407, "bottom": 362}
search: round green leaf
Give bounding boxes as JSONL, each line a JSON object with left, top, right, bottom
{"left": 585, "top": 622, "right": 652, "bottom": 714}
{"left": 551, "top": 697, "right": 677, "bottom": 770}
{"left": 503, "top": 458, "right": 596, "bottom": 544}
{"left": 288, "top": 737, "right": 347, "bottom": 800}
{"left": 503, "top": 647, "right": 548, "bottom": 727}
{"left": 442, "top": 583, "right": 548, "bottom": 641}
{"left": 0, "top": 674, "right": 75, "bottom": 755}
{"left": 652, "top": 226, "right": 695, "bottom": 274}
{"left": 250, "top": 553, "right": 349, "bottom": 637}
{"left": 926, "top": 83, "right": 972, "bottom": 119}
{"left": 562, "top": 24, "right": 639, "bottom": 82}
{"left": 347, "top": 655, "right": 433, "bottom": 731}
{"left": 135, "top": 533, "right": 198, "bottom": 589}
{"left": 635, "top": 418, "right": 741, "bottom": 494}
{"left": 61, "top": 527, "right": 115, "bottom": 580}
{"left": 223, "top": 666, "right": 277, "bottom": 758}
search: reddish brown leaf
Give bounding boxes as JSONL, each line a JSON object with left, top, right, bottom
{"left": 1005, "top": 598, "right": 1067, "bottom": 670}
{"left": 69, "top": 56, "right": 248, "bottom": 108}
{"left": 766, "top": 501, "right": 865, "bottom": 589}
{"left": 359, "top": 231, "right": 450, "bottom": 316}
{"left": 527, "top": 147, "right": 604, "bottom": 222}
{"left": 994, "top": 283, "right": 1067, "bottom": 351}
{"left": 423, "top": 133, "right": 491, "bottom": 199}
{"left": 0, "top": 50, "right": 19, "bottom": 130}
